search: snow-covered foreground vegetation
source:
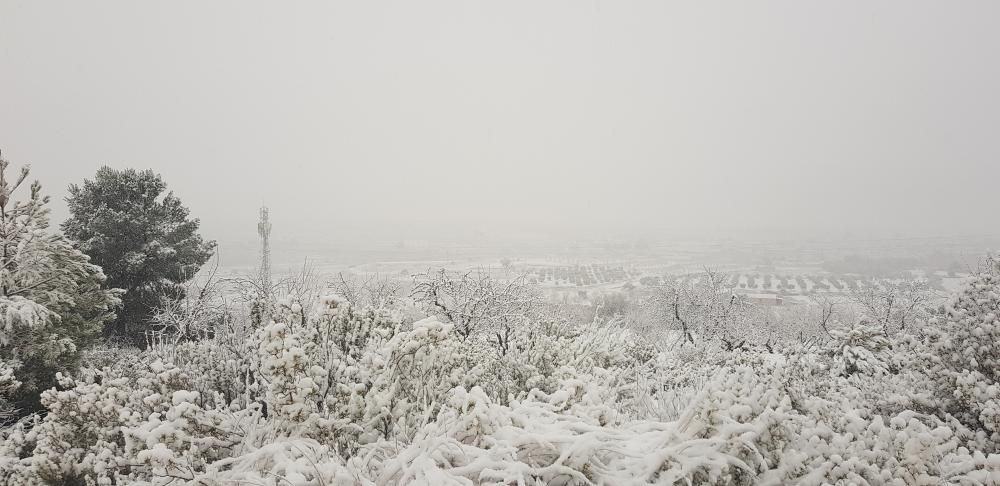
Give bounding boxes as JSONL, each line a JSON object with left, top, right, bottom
{"left": 0, "top": 154, "right": 998, "bottom": 485}
{"left": 3, "top": 256, "right": 1000, "bottom": 485}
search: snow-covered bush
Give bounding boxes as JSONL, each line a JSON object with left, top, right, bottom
{"left": 827, "top": 318, "right": 892, "bottom": 377}
{"left": 259, "top": 321, "right": 326, "bottom": 428}
{"left": 0, "top": 359, "right": 206, "bottom": 484}
{"left": 359, "top": 316, "right": 484, "bottom": 443}
{"left": 917, "top": 256, "right": 1000, "bottom": 449}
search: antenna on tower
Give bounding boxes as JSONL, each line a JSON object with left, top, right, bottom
{"left": 258, "top": 205, "right": 272, "bottom": 293}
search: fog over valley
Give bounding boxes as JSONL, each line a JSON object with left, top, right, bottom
{"left": 4, "top": 1, "right": 1000, "bottom": 250}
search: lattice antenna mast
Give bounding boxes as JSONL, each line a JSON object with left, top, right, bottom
{"left": 258, "top": 205, "right": 272, "bottom": 292}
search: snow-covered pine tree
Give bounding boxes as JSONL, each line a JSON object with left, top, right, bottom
{"left": 0, "top": 152, "right": 121, "bottom": 417}
{"left": 62, "top": 167, "right": 215, "bottom": 346}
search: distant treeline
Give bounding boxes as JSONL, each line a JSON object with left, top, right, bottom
{"left": 823, "top": 253, "right": 967, "bottom": 277}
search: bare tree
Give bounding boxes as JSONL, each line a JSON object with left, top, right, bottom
{"left": 330, "top": 272, "right": 402, "bottom": 309}
{"left": 410, "top": 268, "right": 539, "bottom": 355}
{"left": 226, "top": 260, "right": 325, "bottom": 329}
{"left": 795, "top": 294, "right": 853, "bottom": 339}
{"left": 645, "top": 269, "right": 753, "bottom": 348}
{"left": 228, "top": 268, "right": 278, "bottom": 328}
{"left": 149, "top": 252, "right": 230, "bottom": 348}
{"left": 849, "top": 278, "right": 933, "bottom": 335}
{"left": 281, "top": 260, "right": 324, "bottom": 325}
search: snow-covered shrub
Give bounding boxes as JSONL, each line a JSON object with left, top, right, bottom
{"left": 148, "top": 334, "right": 256, "bottom": 409}
{"left": 359, "top": 316, "right": 484, "bottom": 443}
{"left": 122, "top": 388, "right": 241, "bottom": 483}
{"left": 0, "top": 362, "right": 20, "bottom": 422}
{"left": 0, "top": 359, "right": 206, "bottom": 484}
{"left": 828, "top": 318, "right": 892, "bottom": 377}
{"left": 371, "top": 384, "right": 632, "bottom": 485}
{"left": 916, "top": 256, "right": 1000, "bottom": 448}
{"left": 304, "top": 295, "right": 397, "bottom": 367}
{"left": 300, "top": 296, "right": 397, "bottom": 410}
{"left": 474, "top": 315, "right": 654, "bottom": 407}
{"left": 259, "top": 321, "right": 327, "bottom": 430}
{"left": 648, "top": 355, "right": 1000, "bottom": 485}
{"left": 194, "top": 438, "right": 361, "bottom": 486}
{"left": 287, "top": 296, "right": 406, "bottom": 452}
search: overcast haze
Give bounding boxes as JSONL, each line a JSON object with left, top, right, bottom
{"left": 2, "top": 1, "right": 999, "bottom": 248}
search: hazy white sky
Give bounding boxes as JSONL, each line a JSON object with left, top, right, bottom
{"left": 2, "top": 1, "right": 998, "bottom": 245}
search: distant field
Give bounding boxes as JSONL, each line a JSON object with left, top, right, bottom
{"left": 525, "top": 264, "right": 640, "bottom": 287}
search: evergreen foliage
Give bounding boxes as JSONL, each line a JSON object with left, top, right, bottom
{"left": 62, "top": 167, "right": 215, "bottom": 346}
